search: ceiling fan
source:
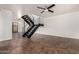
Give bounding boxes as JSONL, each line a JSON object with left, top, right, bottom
{"left": 37, "top": 4, "right": 55, "bottom": 13}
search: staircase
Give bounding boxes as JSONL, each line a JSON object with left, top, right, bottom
{"left": 21, "top": 15, "right": 44, "bottom": 38}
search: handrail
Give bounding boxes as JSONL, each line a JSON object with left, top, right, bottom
{"left": 22, "top": 15, "right": 44, "bottom": 38}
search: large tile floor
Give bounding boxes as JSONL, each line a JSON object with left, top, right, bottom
{"left": 0, "top": 33, "right": 79, "bottom": 54}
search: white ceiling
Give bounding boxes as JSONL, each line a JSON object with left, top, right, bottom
{"left": 0, "top": 4, "right": 79, "bottom": 19}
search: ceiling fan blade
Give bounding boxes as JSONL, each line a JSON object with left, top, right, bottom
{"left": 41, "top": 10, "right": 45, "bottom": 13}
{"left": 48, "top": 10, "right": 54, "bottom": 13}
{"left": 37, "top": 7, "right": 45, "bottom": 10}
{"left": 47, "top": 4, "right": 55, "bottom": 9}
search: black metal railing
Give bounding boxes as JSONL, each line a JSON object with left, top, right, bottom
{"left": 21, "top": 15, "right": 44, "bottom": 38}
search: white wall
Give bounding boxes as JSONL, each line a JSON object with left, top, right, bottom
{"left": 36, "top": 11, "right": 79, "bottom": 39}
{"left": 0, "top": 10, "right": 12, "bottom": 41}
{"left": 18, "top": 18, "right": 24, "bottom": 33}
